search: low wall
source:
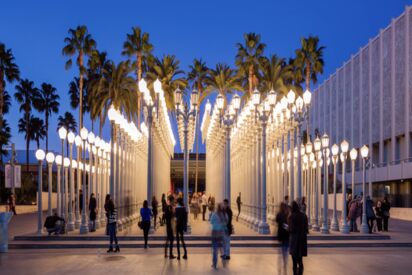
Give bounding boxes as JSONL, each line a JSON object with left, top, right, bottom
{"left": 0, "top": 192, "right": 57, "bottom": 214}
{"left": 390, "top": 207, "right": 412, "bottom": 221}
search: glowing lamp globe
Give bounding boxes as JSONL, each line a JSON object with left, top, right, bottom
{"left": 58, "top": 127, "right": 67, "bottom": 140}
{"left": 360, "top": 145, "right": 369, "bottom": 159}
{"left": 287, "top": 90, "right": 296, "bottom": 104}
{"left": 55, "top": 155, "right": 62, "bottom": 166}
{"left": 67, "top": 132, "right": 75, "bottom": 144}
{"left": 232, "top": 94, "right": 241, "bottom": 110}
{"left": 303, "top": 89, "right": 312, "bottom": 106}
{"left": 252, "top": 89, "right": 260, "bottom": 106}
{"left": 314, "top": 137, "right": 321, "bottom": 152}
{"left": 46, "top": 152, "right": 55, "bottom": 164}
{"left": 154, "top": 79, "right": 162, "bottom": 94}
{"left": 75, "top": 135, "right": 82, "bottom": 147}
{"left": 35, "top": 149, "right": 45, "bottom": 161}
{"left": 331, "top": 144, "right": 339, "bottom": 156}
{"left": 80, "top": 127, "right": 88, "bottom": 140}
{"left": 191, "top": 89, "right": 199, "bottom": 107}
{"left": 340, "top": 140, "right": 349, "bottom": 153}
{"left": 350, "top": 148, "right": 358, "bottom": 161}
{"left": 216, "top": 94, "right": 225, "bottom": 110}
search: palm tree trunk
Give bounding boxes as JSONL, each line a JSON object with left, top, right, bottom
{"left": 79, "top": 53, "right": 84, "bottom": 132}
{"left": 136, "top": 53, "right": 142, "bottom": 129}
{"left": 248, "top": 65, "right": 254, "bottom": 95}
{"left": 45, "top": 113, "right": 49, "bottom": 153}
{"left": 91, "top": 119, "right": 94, "bottom": 132}
{"left": 26, "top": 112, "right": 30, "bottom": 172}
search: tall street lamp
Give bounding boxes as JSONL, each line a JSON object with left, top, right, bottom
{"left": 35, "top": 149, "right": 45, "bottom": 235}
{"left": 360, "top": 145, "right": 369, "bottom": 234}
{"left": 312, "top": 136, "right": 321, "bottom": 231}
{"left": 340, "top": 139, "right": 350, "bottom": 234}
{"left": 331, "top": 144, "right": 339, "bottom": 231}
{"left": 321, "top": 133, "right": 330, "bottom": 234}
{"left": 55, "top": 155, "right": 62, "bottom": 216}
{"left": 46, "top": 152, "right": 54, "bottom": 217}
{"left": 80, "top": 127, "right": 89, "bottom": 234}
{"left": 350, "top": 148, "right": 358, "bottom": 197}
{"left": 74, "top": 135, "right": 82, "bottom": 229}
{"left": 58, "top": 126, "right": 67, "bottom": 218}
{"left": 63, "top": 157, "right": 70, "bottom": 223}
{"left": 108, "top": 106, "right": 117, "bottom": 196}
{"left": 67, "top": 132, "right": 75, "bottom": 231}
{"left": 174, "top": 86, "right": 198, "bottom": 234}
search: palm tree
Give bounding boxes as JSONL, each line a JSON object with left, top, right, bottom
{"left": 205, "top": 63, "right": 244, "bottom": 100}
{"left": 37, "top": 83, "right": 60, "bottom": 152}
{"left": 87, "top": 50, "right": 112, "bottom": 135}
{"left": 62, "top": 25, "right": 96, "bottom": 132}
{"left": 68, "top": 76, "right": 90, "bottom": 114}
{"left": 31, "top": 117, "right": 46, "bottom": 149}
{"left": 0, "top": 119, "right": 11, "bottom": 164}
{"left": 92, "top": 61, "right": 138, "bottom": 122}
{"left": 14, "top": 79, "right": 40, "bottom": 171}
{"left": 187, "top": 58, "right": 209, "bottom": 193}
{"left": 122, "top": 27, "right": 153, "bottom": 127}
{"left": 235, "top": 33, "right": 266, "bottom": 96}
{"left": 294, "top": 35, "right": 325, "bottom": 90}
{"left": 146, "top": 55, "right": 187, "bottom": 110}
{"left": 258, "top": 55, "right": 295, "bottom": 97}
{"left": 57, "top": 112, "right": 77, "bottom": 155}
{"left": 0, "top": 43, "right": 20, "bottom": 130}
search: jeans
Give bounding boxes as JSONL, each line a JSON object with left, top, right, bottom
{"left": 279, "top": 242, "right": 289, "bottom": 274}
{"left": 367, "top": 218, "right": 374, "bottom": 233}
{"left": 211, "top": 231, "right": 224, "bottom": 267}
{"left": 383, "top": 217, "right": 389, "bottom": 231}
{"left": 202, "top": 205, "right": 207, "bottom": 221}
{"left": 350, "top": 218, "right": 358, "bottom": 232}
{"left": 108, "top": 223, "right": 118, "bottom": 249}
{"left": 292, "top": 255, "right": 304, "bottom": 275}
{"left": 176, "top": 229, "right": 187, "bottom": 257}
{"left": 165, "top": 228, "right": 174, "bottom": 256}
{"left": 376, "top": 218, "right": 383, "bottom": 231}
{"left": 224, "top": 233, "right": 230, "bottom": 256}
{"left": 142, "top": 221, "right": 150, "bottom": 248}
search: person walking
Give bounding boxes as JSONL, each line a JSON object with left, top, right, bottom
{"left": 7, "top": 193, "right": 17, "bottom": 215}
{"left": 152, "top": 196, "right": 159, "bottom": 230}
{"left": 89, "top": 193, "right": 97, "bottom": 232}
{"left": 210, "top": 203, "right": 228, "bottom": 270}
{"left": 175, "top": 197, "right": 188, "bottom": 260}
{"left": 208, "top": 196, "right": 215, "bottom": 221}
{"left": 382, "top": 197, "right": 391, "bottom": 232}
{"left": 201, "top": 192, "right": 208, "bottom": 221}
{"left": 375, "top": 200, "right": 383, "bottom": 232}
{"left": 161, "top": 193, "right": 167, "bottom": 226}
{"left": 223, "top": 199, "right": 233, "bottom": 260}
{"left": 191, "top": 194, "right": 199, "bottom": 220}
{"left": 140, "top": 200, "right": 152, "bottom": 249}
{"left": 288, "top": 201, "right": 308, "bottom": 275}
{"left": 365, "top": 196, "right": 376, "bottom": 234}
{"left": 164, "top": 198, "right": 175, "bottom": 259}
{"left": 236, "top": 193, "right": 242, "bottom": 221}
{"left": 106, "top": 197, "right": 120, "bottom": 253}
{"left": 276, "top": 202, "right": 290, "bottom": 275}
{"left": 348, "top": 195, "right": 360, "bottom": 232}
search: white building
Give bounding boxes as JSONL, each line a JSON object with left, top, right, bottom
{"left": 310, "top": 6, "right": 412, "bottom": 208}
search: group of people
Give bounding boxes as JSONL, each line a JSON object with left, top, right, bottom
{"left": 347, "top": 194, "right": 391, "bottom": 233}
{"left": 190, "top": 192, "right": 216, "bottom": 221}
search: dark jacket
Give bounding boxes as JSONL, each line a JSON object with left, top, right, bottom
{"left": 382, "top": 201, "right": 391, "bottom": 217}
{"left": 276, "top": 212, "right": 289, "bottom": 244}
{"left": 152, "top": 200, "right": 158, "bottom": 215}
{"left": 375, "top": 206, "right": 383, "bottom": 219}
{"left": 365, "top": 199, "right": 375, "bottom": 219}
{"left": 226, "top": 206, "right": 234, "bottom": 235}
{"left": 175, "top": 205, "right": 188, "bottom": 232}
{"left": 89, "top": 197, "right": 97, "bottom": 220}
{"left": 288, "top": 211, "right": 308, "bottom": 258}
{"left": 44, "top": 215, "right": 64, "bottom": 229}
{"left": 164, "top": 205, "right": 174, "bottom": 232}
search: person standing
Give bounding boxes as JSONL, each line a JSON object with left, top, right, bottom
{"left": 79, "top": 189, "right": 83, "bottom": 213}
{"left": 208, "top": 196, "right": 215, "bottom": 221}
{"left": 375, "top": 200, "right": 383, "bottom": 232}
{"left": 89, "top": 193, "right": 97, "bottom": 232}
{"left": 382, "top": 197, "right": 391, "bottom": 232}
{"left": 191, "top": 194, "right": 199, "bottom": 220}
{"left": 7, "top": 193, "right": 17, "bottom": 215}
{"left": 140, "top": 200, "right": 152, "bottom": 249}
{"left": 175, "top": 197, "right": 188, "bottom": 260}
{"left": 365, "top": 196, "right": 376, "bottom": 234}
{"left": 164, "top": 198, "right": 175, "bottom": 259}
{"left": 201, "top": 192, "right": 208, "bottom": 221}
{"left": 161, "top": 193, "right": 167, "bottom": 226}
{"left": 106, "top": 197, "right": 119, "bottom": 253}
{"left": 152, "top": 196, "right": 159, "bottom": 230}
{"left": 236, "top": 193, "right": 242, "bottom": 221}
{"left": 276, "top": 202, "right": 290, "bottom": 275}
{"left": 223, "top": 199, "right": 233, "bottom": 260}
{"left": 299, "top": 197, "right": 307, "bottom": 214}
{"left": 288, "top": 201, "right": 308, "bottom": 275}
{"left": 210, "top": 203, "right": 228, "bottom": 270}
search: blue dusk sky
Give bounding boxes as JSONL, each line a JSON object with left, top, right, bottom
{"left": 0, "top": 0, "right": 410, "bottom": 154}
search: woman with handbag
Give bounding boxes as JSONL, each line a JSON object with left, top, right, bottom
{"left": 140, "top": 200, "right": 152, "bottom": 249}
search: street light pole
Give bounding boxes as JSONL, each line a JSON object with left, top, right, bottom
{"left": 35, "top": 149, "right": 45, "bottom": 235}
{"left": 360, "top": 145, "right": 370, "bottom": 234}
{"left": 331, "top": 144, "right": 339, "bottom": 231}
{"left": 321, "top": 134, "right": 330, "bottom": 234}
{"left": 80, "top": 127, "right": 89, "bottom": 234}
{"left": 340, "top": 139, "right": 350, "bottom": 234}
{"left": 46, "top": 152, "right": 54, "bottom": 217}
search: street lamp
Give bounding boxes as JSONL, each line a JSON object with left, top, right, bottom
{"left": 67, "top": 132, "right": 75, "bottom": 231}
{"left": 360, "top": 145, "right": 369, "bottom": 234}
{"left": 350, "top": 148, "right": 358, "bottom": 197}
{"left": 312, "top": 136, "right": 321, "bottom": 231}
{"left": 321, "top": 133, "right": 329, "bottom": 234}
{"left": 340, "top": 139, "right": 350, "bottom": 234}
{"left": 46, "top": 152, "right": 54, "bottom": 217}
{"left": 35, "top": 149, "right": 45, "bottom": 235}
{"left": 331, "top": 144, "right": 339, "bottom": 231}
{"left": 80, "top": 127, "right": 89, "bottom": 234}
{"left": 55, "top": 155, "right": 62, "bottom": 216}
{"left": 63, "top": 157, "right": 70, "bottom": 225}
{"left": 108, "top": 105, "right": 117, "bottom": 196}
{"left": 58, "top": 126, "right": 67, "bottom": 219}
{"left": 74, "top": 135, "right": 82, "bottom": 229}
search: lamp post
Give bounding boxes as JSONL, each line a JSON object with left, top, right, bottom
{"left": 295, "top": 90, "right": 312, "bottom": 199}
{"left": 108, "top": 106, "right": 117, "bottom": 196}
{"left": 94, "top": 137, "right": 101, "bottom": 229}
{"left": 87, "top": 132, "right": 95, "bottom": 230}
{"left": 58, "top": 126, "right": 67, "bottom": 219}
{"left": 63, "top": 157, "right": 70, "bottom": 225}
{"left": 174, "top": 86, "right": 198, "bottom": 234}
{"left": 74, "top": 135, "right": 82, "bottom": 229}
{"left": 46, "top": 152, "right": 54, "bottom": 217}
{"left": 80, "top": 127, "right": 89, "bottom": 234}
{"left": 312, "top": 136, "right": 321, "bottom": 231}
{"left": 55, "top": 155, "right": 62, "bottom": 216}
{"left": 321, "top": 134, "right": 330, "bottom": 234}
{"left": 286, "top": 90, "right": 296, "bottom": 201}
{"left": 340, "top": 139, "right": 350, "bottom": 234}
{"left": 305, "top": 142, "right": 313, "bottom": 227}
{"left": 35, "top": 149, "right": 45, "bottom": 235}
{"left": 331, "top": 144, "right": 339, "bottom": 231}
{"left": 360, "top": 145, "right": 369, "bottom": 234}
{"left": 67, "top": 132, "right": 75, "bottom": 231}
{"left": 350, "top": 148, "right": 358, "bottom": 198}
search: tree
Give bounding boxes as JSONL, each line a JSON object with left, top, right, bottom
{"left": 14, "top": 79, "right": 40, "bottom": 171}
{"left": 0, "top": 119, "right": 11, "bottom": 164}
{"left": 122, "top": 27, "right": 154, "bottom": 128}
{"left": 68, "top": 77, "right": 90, "bottom": 113}
{"left": 258, "top": 55, "right": 295, "bottom": 97}
{"left": 187, "top": 58, "right": 209, "bottom": 193}
{"left": 92, "top": 61, "right": 138, "bottom": 123}
{"left": 205, "top": 63, "right": 244, "bottom": 100}
{"left": 146, "top": 55, "right": 187, "bottom": 110}
{"left": 0, "top": 43, "right": 20, "bottom": 130}
{"left": 62, "top": 25, "right": 96, "bottom": 132}
{"left": 18, "top": 115, "right": 45, "bottom": 153}
{"left": 57, "top": 112, "right": 77, "bottom": 155}
{"left": 87, "top": 50, "right": 112, "bottom": 135}
{"left": 235, "top": 33, "right": 266, "bottom": 96}
{"left": 294, "top": 35, "right": 325, "bottom": 90}
{"left": 37, "top": 83, "right": 60, "bottom": 152}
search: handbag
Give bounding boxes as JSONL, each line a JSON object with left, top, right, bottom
{"left": 138, "top": 217, "right": 143, "bottom": 230}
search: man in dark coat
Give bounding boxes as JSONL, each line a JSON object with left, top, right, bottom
{"left": 223, "top": 199, "right": 233, "bottom": 260}
{"left": 288, "top": 201, "right": 308, "bottom": 275}
{"left": 164, "top": 198, "right": 175, "bottom": 259}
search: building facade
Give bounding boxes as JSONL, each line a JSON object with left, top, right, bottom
{"left": 310, "top": 6, "right": 412, "bottom": 207}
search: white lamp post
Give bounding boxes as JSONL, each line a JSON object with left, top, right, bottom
{"left": 46, "top": 152, "right": 54, "bottom": 217}
{"left": 312, "top": 136, "right": 321, "bottom": 231}
{"left": 58, "top": 126, "right": 67, "bottom": 218}
{"left": 107, "top": 105, "right": 117, "bottom": 197}
{"left": 80, "top": 127, "right": 89, "bottom": 234}
{"left": 360, "top": 145, "right": 369, "bottom": 234}
{"left": 35, "top": 149, "right": 45, "bottom": 235}
{"left": 350, "top": 148, "right": 358, "bottom": 197}
{"left": 63, "top": 157, "right": 70, "bottom": 225}
{"left": 55, "top": 155, "right": 62, "bottom": 217}
{"left": 321, "top": 134, "right": 330, "bottom": 234}
{"left": 74, "top": 135, "right": 82, "bottom": 229}
{"left": 331, "top": 144, "right": 339, "bottom": 231}
{"left": 340, "top": 139, "right": 350, "bottom": 234}
{"left": 67, "top": 132, "right": 75, "bottom": 231}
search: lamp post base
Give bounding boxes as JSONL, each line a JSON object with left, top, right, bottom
{"left": 185, "top": 223, "right": 192, "bottom": 235}
{"left": 311, "top": 223, "right": 320, "bottom": 232}
{"left": 95, "top": 219, "right": 101, "bottom": 229}
{"left": 360, "top": 214, "right": 369, "bottom": 234}
{"left": 331, "top": 218, "right": 340, "bottom": 231}
{"left": 80, "top": 224, "right": 89, "bottom": 234}
{"left": 75, "top": 218, "right": 81, "bottom": 229}
{"left": 258, "top": 222, "right": 270, "bottom": 235}
{"left": 117, "top": 220, "right": 123, "bottom": 232}
{"left": 320, "top": 225, "right": 330, "bottom": 234}
{"left": 340, "top": 223, "right": 350, "bottom": 234}
{"left": 66, "top": 221, "right": 75, "bottom": 232}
